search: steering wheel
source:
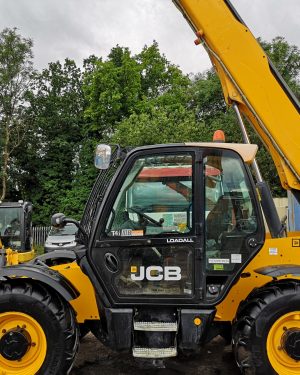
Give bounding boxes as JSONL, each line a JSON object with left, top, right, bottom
{"left": 128, "top": 206, "right": 164, "bottom": 227}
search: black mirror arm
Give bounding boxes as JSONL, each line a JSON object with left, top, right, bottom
{"left": 51, "top": 213, "right": 88, "bottom": 246}
{"left": 65, "top": 218, "right": 89, "bottom": 246}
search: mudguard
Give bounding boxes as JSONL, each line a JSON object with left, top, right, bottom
{"left": 0, "top": 264, "right": 79, "bottom": 301}
{"left": 29, "top": 250, "right": 76, "bottom": 264}
{"left": 255, "top": 264, "right": 300, "bottom": 278}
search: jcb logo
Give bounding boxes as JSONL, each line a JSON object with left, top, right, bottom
{"left": 130, "top": 266, "right": 181, "bottom": 281}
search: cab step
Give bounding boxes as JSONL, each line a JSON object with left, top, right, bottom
{"left": 134, "top": 321, "right": 178, "bottom": 332}
{"left": 133, "top": 346, "right": 177, "bottom": 358}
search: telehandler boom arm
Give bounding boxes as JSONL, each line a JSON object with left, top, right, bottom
{"left": 173, "top": 0, "right": 300, "bottom": 191}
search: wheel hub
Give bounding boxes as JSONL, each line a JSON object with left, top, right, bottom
{"left": 0, "top": 327, "right": 31, "bottom": 361}
{"left": 282, "top": 328, "right": 300, "bottom": 361}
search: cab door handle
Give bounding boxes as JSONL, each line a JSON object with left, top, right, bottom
{"left": 104, "top": 252, "right": 119, "bottom": 273}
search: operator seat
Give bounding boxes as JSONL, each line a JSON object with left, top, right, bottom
{"left": 206, "top": 196, "right": 234, "bottom": 242}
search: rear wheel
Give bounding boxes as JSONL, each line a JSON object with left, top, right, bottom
{"left": 0, "top": 280, "right": 79, "bottom": 375}
{"left": 233, "top": 280, "right": 300, "bottom": 374}
{"left": 267, "top": 311, "right": 300, "bottom": 374}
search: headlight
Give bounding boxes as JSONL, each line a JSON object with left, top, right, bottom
{"left": 65, "top": 241, "right": 76, "bottom": 247}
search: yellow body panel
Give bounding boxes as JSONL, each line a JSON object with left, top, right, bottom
{"left": 174, "top": 0, "right": 300, "bottom": 191}
{"left": 215, "top": 235, "right": 300, "bottom": 321}
{"left": 0, "top": 239, "right": 36, "bottom": 265}
{"left": 15, "top": 249, "right": 35, "bottom": 263}
{"left": 5, "top": 248, "right": 35, "bottom": 266}
{"left": 51, "top": 262, "right": 99, "bottom": 323}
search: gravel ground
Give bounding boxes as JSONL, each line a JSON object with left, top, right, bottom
{"left": 71, "top": 334, "right": 240, "bottom": 375}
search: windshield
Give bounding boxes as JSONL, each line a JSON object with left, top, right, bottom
{"left": 106, "top": 154, "right": 193, "bottom": 236}
{"left": 0, "top": 207, "right": 22, "bottom": 249}
{"left": 49, "top": 224, "right": 77, "bottom": 236}
{"left": 129, "top": 169, "right": 191, "bottom": 212}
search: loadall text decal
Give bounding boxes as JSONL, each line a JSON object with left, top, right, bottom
{"left": 166, "top": 238, "right": 194, "bottom": 243}
{"left": 130, "top": 266, "right": 182, "bottom": 281}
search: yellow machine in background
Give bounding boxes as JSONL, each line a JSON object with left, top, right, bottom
{"left": 0, "top": 1, "right": 299, "bottom": 375}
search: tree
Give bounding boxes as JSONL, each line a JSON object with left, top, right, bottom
{"left": 26, "top": 59, "right": 84, "bottom": 224}
{"left": 0, "top": 28, "right": 35, "bottom": 200}
{"left": 109, "top": 43, "right": 191, "bottom": 145}
{"left": 83, "top": 46, "right": 141, "bottom": 139}
{"left": 113, "top": 107, "right": 201, "bottom": 146}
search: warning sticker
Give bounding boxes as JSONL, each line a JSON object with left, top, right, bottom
{"left": 269, "top": 248, "right": 278, "bottom": 255}
{"left": 110, "top": 229, "right": 133, "bottom": 236}
{"left": 121, "top": 229, "right": 132, "bottom": 236}
{"left": 214, "top": 264, "right": 224, "bottom": 271}
{"left": 132, "top": 230, "right": 144, "bottom": 236}
{"left": 110, "top": 229, "right": 144, "bottom": 237}
{"left": 208, "top": 258, "right": 230, "bottom": 264}
{"left": 231, "top": 254, "right": 242, "bottom": 264}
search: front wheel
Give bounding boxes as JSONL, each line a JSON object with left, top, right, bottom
{"left": 233, "top": 280, "right": 300, "bottom": 375}
{"left": 0, "top": 280, "right": 79, "bottom": 375}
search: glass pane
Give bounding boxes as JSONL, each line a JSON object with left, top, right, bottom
{"left": 205, "top": 151, "right": 258, "bottom": 272}
{"left": 106, "top": 154, "right": 193, "bottom": 237}
{"left": 115, "top": 245, "right": 193, "bottom": 296}
{"left": 0, "top": 207, "right": 22, "bottom": 249}
{"left": 49, "top": 223, "right": 78, "bottom": 236}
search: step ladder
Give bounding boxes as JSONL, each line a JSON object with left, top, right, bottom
{"left": 133, "top": 317, "right": 178, "bottom": 359}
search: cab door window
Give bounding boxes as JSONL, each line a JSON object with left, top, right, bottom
{"left": 205, "top": 150, "right": 260, "bottom": 272}
{"left": 105, "top": 154, "right": 193, "bottom": 237}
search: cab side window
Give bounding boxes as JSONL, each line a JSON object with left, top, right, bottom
{"left": 105, "top": 154, "right": 193, "bottom": 237}
{"left": 205, "top": 151, "right": 259, "bottom": 271}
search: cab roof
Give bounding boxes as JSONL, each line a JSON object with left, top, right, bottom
{"left": 185, "top": 142, "right": 258, "bottom": 164}
{"left": 131, "top": 142, "right": 258, "bottom": 165}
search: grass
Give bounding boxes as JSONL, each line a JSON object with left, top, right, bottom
{"left": 34, "top": 244, "right": 45, "bottom": 256}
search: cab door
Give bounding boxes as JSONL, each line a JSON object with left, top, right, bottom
{"left": 88, "top": 147, "right": 204, "bottom": 305}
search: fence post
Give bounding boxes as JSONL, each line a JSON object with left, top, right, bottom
{"left": 32, "top": 226, "right": 51, "bottom": 247}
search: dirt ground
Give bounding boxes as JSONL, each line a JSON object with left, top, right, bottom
{"left": 71, "top": 334, "right": 240, "bottom": 375}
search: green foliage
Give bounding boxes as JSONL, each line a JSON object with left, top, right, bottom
{"left": 58, "top": 138, "right": 99, "bottom": 221}
{"left": 113, "top": 109, "right": 200, "bottom": 146}
{"left": 0, "top": 28, "right": 35, "bottom": 200}
{"left": 25, "top": 59, "right": 85, "bottom": 224}
{"left": 83, "top": 46, "right": 141, "bottom": 138}
{"left": 188, "top": 71, "right": 227, "bottom": 122}
{"left": 34, "top": 244, "right": 44, "bottom": 256}
{"left": 113, "top": 69, "right": 234, "bottom": 147}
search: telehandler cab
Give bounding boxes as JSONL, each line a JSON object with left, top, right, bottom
{"left": 0, "top": 1, "right": 299, "bottom": 374}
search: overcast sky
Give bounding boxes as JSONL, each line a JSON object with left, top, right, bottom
{"left": 0, "top": 0, "right": 299, "bottom": 75}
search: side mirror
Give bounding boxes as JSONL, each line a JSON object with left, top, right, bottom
{"left": 51, "top": 213, "right": 66, "bottom": 227}
{"left": 95, "top": 144, "right": 111, "bottom": 170}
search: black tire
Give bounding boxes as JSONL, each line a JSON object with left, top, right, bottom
{"left": 0, "top": 279, "right": 79, "bottom": 375}
{"left": 233, "top": 280, "right": 300, "bottom": 375}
